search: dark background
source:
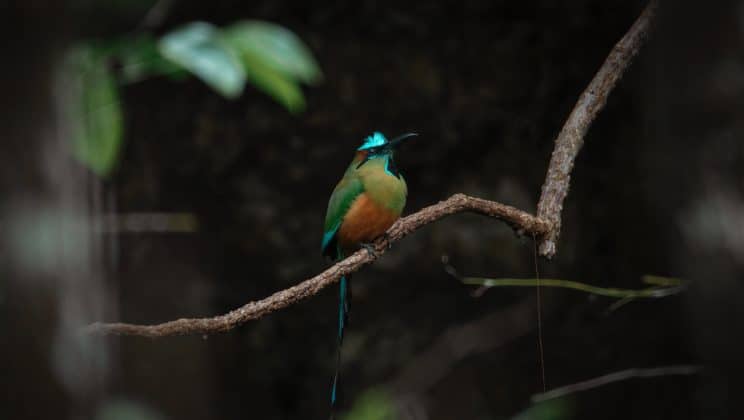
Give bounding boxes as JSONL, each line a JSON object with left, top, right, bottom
{"left": 3, "top": 1, "right": 744, "bottom": 419}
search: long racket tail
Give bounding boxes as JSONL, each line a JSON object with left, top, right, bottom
{"left": 330, "top": 274, "right": 352, "bottom": 417}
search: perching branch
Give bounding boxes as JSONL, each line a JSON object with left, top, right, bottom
{"left": 85, "top": 2, "right": 658, "bottom": 337}
{"left": 85, "top": 194, "right": 548, "bottom": 336}
{"left": 536, "top": 0, "right": 658, "bottom": 257}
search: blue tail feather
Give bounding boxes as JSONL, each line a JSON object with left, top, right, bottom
{"left": 338, "top": 276, "right": 349, "bottom": 341}
{"left": 330, "top": 274, "right": 351, "bottom": 412}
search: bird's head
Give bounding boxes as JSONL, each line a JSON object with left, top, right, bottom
{"left": 353, "top": 131, "right": 417, "bottom": 178}
{"left": 356, "top": 132, "right": 418, "bottom": 155}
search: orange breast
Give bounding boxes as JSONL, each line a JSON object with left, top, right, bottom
{"left": 337, "top": 193, "right": 400, "bottom": 251}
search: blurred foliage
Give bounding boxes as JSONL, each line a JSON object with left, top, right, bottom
{"left": 96, "top": 398, "right": 166, "bottom": 420}
{"left": 223, "top": 20, "right": 323, "bottom": 112}
{"left": 342, "top": 388, "right": 396, "bottom": 420}
{"left": 509, "top": 399, "right": 574, "bottom": 420}
{"left": 7, "top": 208, "right": 91, "bottom": 276}
{"left": 341, "top": 388, "right": 573, "bottom": 420}
{"left": 63, "top": 45, "right": 124, "bottom": 177}
{"left": 113, "top": 35, "right": 188, "bottom": 83}
{"left": 158, "top": 22, "right": 247, "bottom": 99}
{"left": 63, "top": 19, "right": 322, "bottom": 176}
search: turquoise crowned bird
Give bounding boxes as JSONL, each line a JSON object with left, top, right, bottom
{"left": 321, "top": 131, "right": 417, "bottom": 414}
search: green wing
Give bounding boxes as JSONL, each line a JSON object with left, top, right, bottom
{"left": 322, "top": 174, "right": 364, "bottom": 258}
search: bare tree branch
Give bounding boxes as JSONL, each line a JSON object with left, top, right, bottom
{"left": 84, "top": 1, "right": 658, "bottom": 336}
{"left": 531, "top": 364, "right": 701, "bottom": 403}
{"left": 536, "top": 0, "right": 658, "bottom": 257}
{"left": 84, "top": 194, "right": 548, "bottom": 337}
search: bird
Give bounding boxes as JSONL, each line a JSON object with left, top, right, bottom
{"left": 321, "top": 131, "right": 417, "bottom": 415}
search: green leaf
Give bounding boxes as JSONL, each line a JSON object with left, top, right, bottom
{"left": 342, "top": 387, "right": 396, "bottom": 420}
{"left": 158, "top": 22, "right": 246, "bottom": 98}
{"left": 510, "top": 400, "right": 573, "bottom": 420}
{"left": 107, "top": 35, "right": 188, "bottom": 83}
{"left": 220, "top": 22, "right": 315, "bottom": 113}
{"left": 223, "top": 20, "right": 323, "bottom": 85}
{"left": 63, "top": 45, "right": 124, "bottom": 177}
{"left": 238, "top": 47, "right": 306, "bottom": 113}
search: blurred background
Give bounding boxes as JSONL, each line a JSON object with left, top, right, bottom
{"left": 2, "top": 1, "right": 744, "bottom": 419}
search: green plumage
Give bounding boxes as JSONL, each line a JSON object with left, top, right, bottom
{"left": 322, "top": 155, "right": 407, "bottom": 258}
{"left": 357, "top": 156, "right": 407, "bottom": 212}
{"left": 322, "top": 166, "right": 364, "bottom": 258}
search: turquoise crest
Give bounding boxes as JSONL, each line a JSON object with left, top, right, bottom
{"left": 357, "top": 132, "right": 387, "bottom": 151}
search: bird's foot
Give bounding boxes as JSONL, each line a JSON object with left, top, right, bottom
{"left": 361, "top": 242, "right": 379, "bottom": 258}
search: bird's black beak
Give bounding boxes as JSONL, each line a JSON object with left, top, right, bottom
{"left": 388, "top": 132, "right": 418, "bottom": 149}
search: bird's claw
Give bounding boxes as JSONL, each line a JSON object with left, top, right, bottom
{"left": 361, "top": 243, "right": 379, "bottom": 258}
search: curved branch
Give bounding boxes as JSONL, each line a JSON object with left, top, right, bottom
{"left": 84, "top": 193, "right": 549, "bottom": 337}
{"left": 536, "top": 0, "right": 658, "bottom": 257}
{"left": 84, "top": 1, "right": 659, "bottom": 336}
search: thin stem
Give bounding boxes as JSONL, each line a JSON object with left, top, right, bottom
{"left": 531, "top": 365, "right": 702, "bottom": 403}
{"left": 461, "top": 277, "right": 685, "bottom": 299}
